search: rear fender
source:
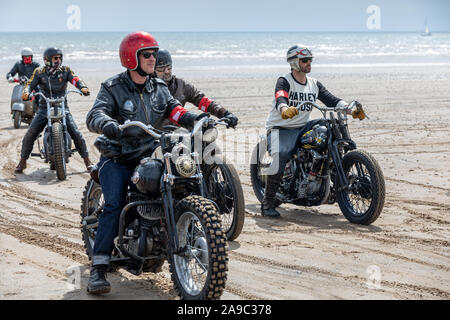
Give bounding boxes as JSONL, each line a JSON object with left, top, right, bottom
{"left": 12, "top": 102, "right": 25, "bottom": 112}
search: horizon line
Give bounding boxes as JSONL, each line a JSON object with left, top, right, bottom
{"left": 1, "top": 30, "right": 450, "bottom": 33}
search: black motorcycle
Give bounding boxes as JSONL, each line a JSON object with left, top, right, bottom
{"left": 80, "top": 117, "right": 229, "bottom": 300}
{"left": 29, "top": 90, "right": 80, "bottom": 180}
{"left": 161, "top": 116, "right": 245, "bottom": 241}
{"left": 251, "top": 101, "right": 385, "bottom": 225}
{"left": 9, "top": 76, "right": 35, "bottom": 128}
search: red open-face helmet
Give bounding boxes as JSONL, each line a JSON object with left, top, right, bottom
{"left": 119, "top": 32, "right": 159, "bottom": 70}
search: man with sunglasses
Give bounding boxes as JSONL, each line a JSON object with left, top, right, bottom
{"left": 85, "top": 32, "right": 202, "bottom": 294}
{"left": 15, "top": 47, "right": 92, "bottom": 174}
{"left": 155, "top": 49, "right": 238, "bottom": 128}
{"left": 262, "top": 44, "right": 363, "bottom": 217}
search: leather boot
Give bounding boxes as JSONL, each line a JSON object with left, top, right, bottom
{"left": 87, "top": 265, "right": 111, "bottom": 294}
{"left": 83, "top": 157, "right": 93, "bottom": 171}
{"left": 261, "top": 172, "right": 283, "bottom": 217}
{"left": 14, "top": 159, "right": 27, "bottom": 174}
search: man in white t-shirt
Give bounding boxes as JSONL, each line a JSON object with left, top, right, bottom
{"left": 261, "top": 44, "right": 364, "bottom": 217}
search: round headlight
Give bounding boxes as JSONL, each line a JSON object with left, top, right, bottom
{"left": 202, "top": 127, "right": 218, "bottom": 143}
{"left": 174, "top": 155, "right": 196, "bottom": 177}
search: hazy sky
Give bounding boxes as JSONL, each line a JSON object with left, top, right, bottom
{"left": 0, "top": 0, "right": 449, "bottom": 32}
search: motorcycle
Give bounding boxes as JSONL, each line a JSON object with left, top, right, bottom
{"left": 250, "top": 101, "right": 385, "bottom": 225}
{"left": 80, "top": 116, "right": 229, "bottom": 300}
{"left": 161, "top": 116, "right": 245, "bottom": 241}
{"left": 9, "top": 76, "right": 35, "bottom": 128}
{"left": 29, "top": 90, "right": 80, "bottom": 181}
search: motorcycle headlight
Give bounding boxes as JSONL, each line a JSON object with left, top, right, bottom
{"left": 202, "top": 127, "right": 218, "bottom": 143}
{"left": 174, "top": 155, "right": 196, "bottom": 177}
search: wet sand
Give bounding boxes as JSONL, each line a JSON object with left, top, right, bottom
{"left": 0, "top": 65, "right": 449, "bottom": 299}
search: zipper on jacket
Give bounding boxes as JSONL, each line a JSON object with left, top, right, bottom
{"left": 139, "top": 93, "right": 150, "bottom": 124}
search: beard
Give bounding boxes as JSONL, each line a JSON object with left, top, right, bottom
{"left": 300, "top": 65, "right": 311, "bottom": 73}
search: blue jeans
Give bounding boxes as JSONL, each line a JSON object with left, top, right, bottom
{"left": 92, "top": 156, "right": 135, "bottom": 266}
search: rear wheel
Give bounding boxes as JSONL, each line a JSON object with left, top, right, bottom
{"left": 52, "top": 122, "right": 67, "bottom": 180}
{"left": 13, "top": 111, "right": 21, "bottom": 129}
{"left": 168, "top": 195, "right": 228, "bottom": 300}
{"left": 204, "top": 158, "right": 245, "bottom": 241}
{"left": 336, "top": 150, "right": 385, "bottom": 225}
{"left": 250, "top": 142, "right": 282, "bottom": 207}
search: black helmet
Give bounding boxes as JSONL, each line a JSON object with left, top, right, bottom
{"left": 43, "top": 47, "right": 63, "bottom": 67}
{"left": 156, "top": 49, "right": 172, "bottom": 68}
{"left": 132, "top": 159, "right": 164, "bottom": 195}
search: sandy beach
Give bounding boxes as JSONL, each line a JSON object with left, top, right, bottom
{"left": 0, "top": 65, "right": 449, "bottom": 300}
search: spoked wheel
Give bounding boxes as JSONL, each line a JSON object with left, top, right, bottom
{"left": 336, "top": 150, "right": 385, "bottom": 225}
{"left": 169, "top": 196, "right": 228, "bottom": 300}
{"left": 204, "top": 158, "right": 245, "bottom": 241}
{"left": 250, "top": 142, "right": 282, "bottom": 207}
{"left": 80, "top": 179, "right": 104, "bottom": 259}
{"left": 13, "top": 111, "right": 22, "bottom": 129}
{"left": 52, "top": 122, "right": 67, "bottom": 180}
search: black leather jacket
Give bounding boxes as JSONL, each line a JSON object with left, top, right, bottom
{"left": 86, "top": 71, "right": 198, "bottom": 165}
{"left": 6, "top": 61, "right": 40, "bottom": 80}
{"left": 167, "top": 75, "right": 227, "bottom": 118}
{"left": 23, "top": 65, "right": 88, "bottom": 107}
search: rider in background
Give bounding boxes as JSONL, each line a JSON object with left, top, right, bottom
{"left": 155, "top": 49, "right": 238, "bottom": 128}
{"left": 14, "top": 47, "right": 92, "bottom": 174}
{"left": 262, "top": 44, "right": 364, "bottom": 218}
{"left": 6, "top": 48, "right": 40, "bottom": 82}
{"left": 7, "top": 48, "right": 41, "bottom": 110}
{"left": 85, "top": 32, "right": 201, "bottom": 295}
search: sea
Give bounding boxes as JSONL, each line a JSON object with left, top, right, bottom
{"left": 1, "top": 32, "right": 450, "bottom": 78}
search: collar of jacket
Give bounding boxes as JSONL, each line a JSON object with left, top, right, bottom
{"left": 121, "top": 71, "right": 154, "bottom": 93}
{"left": 44, "top": 65, "right": 62, "bottom": 74}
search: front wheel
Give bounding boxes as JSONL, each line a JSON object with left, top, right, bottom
{"left": 52, "top": 122, "right": 67, "bottom": 180}
{"left": 169, "top": 195, "right": 228, "bottom": 300}
{"left": 336, "top": 150, "right": 385, "bottom": 225}
{"left": 80, "top": 179, "right": 104, "bottom": 259}
{"left": 13, "top": 111, "right": 22, "bottom": 129}
{"left": 204, "top": 158, "right": 245, "bottom": 241}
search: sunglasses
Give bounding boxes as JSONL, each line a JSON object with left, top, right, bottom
{"left": 300, "top": 58, "right": 313, "bottom": 63}
{"left": 156, "top": 65, "right": 172, "bottom": 72}
{"left": 52, "top": 56, "right": 62, "bottom": 61}
{"left": 140, "top": 51, "right": 157, "bottom": 59}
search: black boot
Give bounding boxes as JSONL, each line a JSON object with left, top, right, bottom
{"left": 261, "top": 172, "right": 283, "bottom": 218}
{"left": 87, "top": 264, "right": 111, "bottom": 294}
{"left": 261, "top": 203, "right": 280, "bottom": 217}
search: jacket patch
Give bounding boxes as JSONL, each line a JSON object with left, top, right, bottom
{"left": 123, "top": 100, "right": 135, "bottom": 112}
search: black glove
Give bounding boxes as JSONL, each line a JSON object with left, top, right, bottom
{"left": 102, "top": 121, "right": 121, "bottom": 140}
{"left": 223, "top": 111, "right": 238, "bottom": 128}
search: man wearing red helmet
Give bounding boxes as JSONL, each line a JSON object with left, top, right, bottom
{"left": 85, "top": 32, "right": 201, "bottom": 294}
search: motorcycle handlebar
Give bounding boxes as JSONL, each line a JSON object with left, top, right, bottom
{"left": 295, "top": 101, "right": 353, "bottom": 113}
{"left": 119, "top": 121, "right": 162, "bottom": 139}
{"left": 119, "top": 115, "right": 226, "bottom": 140}
{"left": 30, "top": 89, "right": 82, "bottom": 103}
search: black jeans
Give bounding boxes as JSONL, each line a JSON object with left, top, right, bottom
{"left": 263, "top": 119, "right": 324, "bottom": 205}
{"left": 267, "top": 119, "right": 324, "bottom": 177}
{"left": 20, "top": 108, "right": 89, "bottom": 160}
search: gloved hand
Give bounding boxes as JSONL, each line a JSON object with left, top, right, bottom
{"left": 223, "top": 111, "right": 238, "bottom": 128}
{"left": 281, "top": 106, "right": 299, "bottom": 119}
{"left": 81, "top": 87, "right": 90, "bottom": 96}
{"left": 7, "top": 76, "right": 14, "bottom": 83}
{"left": 22, "top": 91, "right": 29, "bottom": 101}
{"left": 103, "top": 121, "right": 122, "bottom": 140}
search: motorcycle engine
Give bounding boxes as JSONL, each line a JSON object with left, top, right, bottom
{"left": 296, "top": 150, "right": 325, "bottom": 198}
